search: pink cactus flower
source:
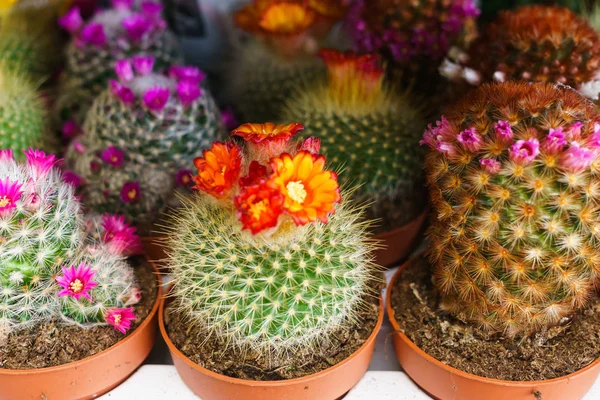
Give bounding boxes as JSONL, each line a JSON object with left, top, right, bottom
{"left": 143, "top": 86, "right": 169, "bottom": 112}
{"left": 110, "top": 80, "right": 135, "bottom": 104}
{"left": 177, "top": 80, "right": 201, "bottom": 105}
{"left": 560, "top": 142, "right": 596, "bottom": 172}
{"left": 456, "top": 127, "right": 483, "bottom": 152}
{"left": 479, "top": 158, "right": 501, "bottom": 174}
{"left": 220, "top": 107, "right": 238, "bottom": 130}
{"left": 0, "top": 178, "right": 22, "bottom": 217}
{"left": 542, "top": 128, "right": 567, "bottom": 154}
{"left": 176, "top": 169, "right": 193, "bottom": 186}
{"left": 125, "top": 287, "right": 142, "bottom": 306}
{"left": 63, "top": 170, "right": 83, "bottom": 187}
{"left": 73, "top": 141, "right": 86, "bottom": 154}
{"left": 58, "top": 7, "right": 83, "bottom": 34}
{"left": 169, "top": 66, "right": 206, "bottom": 84}
{"left": 494, "top": 120, "right": 513, "bottom": 143}
{"left": 141, "top": 1, "right": 163, "bottom": 17}
{"left": 566, "top": 122, "right": 583, "bottom": 141}
{"left": 122, "top": 14, "right": 153, "bottom": 41}
{"left": 132, "top": 56, "right": 154, "bottom": 76}
{"left": 101, "top": 214, "right": 143, "bottom": 256}
{"left": 0, "top": 149, "right": 14, "bottom": 162}
{"left": 120, "top": 181, "right": 140, "bottom": 203}
{"left": 111, "top": 0, "right": 133, "bottom": 9}
{"left": 105, "top": 307, "right": 136, "bottom": 334}
{"left": 115, "top": 60, "right": 134, "bottom": 82}
{"left": 101, "top": 146, "right": 124, "bottom": 167}
{"left": 509, "top": 138, "right": 540, "bottom": 165}
{"left": 61, "top": 120, "right": 81, "bottom": 139}
{"left": 298, "top": 137, "right": 321, "bottom": 155}
{"left": 436, "top": 141, "right": 457, "bottom": 156}
{"left": 81, "top": 23, "right": 106, "bottom": 46}
{"left": 24, "top": 149, "right": 58, "bottom": 178}
{"left": 56, "top": 262, "right": 98, "bottom": 300}
{"left": 420, "top": 116, "right": 455, "bottom": 148}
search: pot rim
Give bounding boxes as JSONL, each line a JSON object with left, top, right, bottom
{"left": 372, "top": 207, "right": 428, "bottom": 240}
{"left": 0, "top": 258, "right": 162, "bottom": 376}
{"left": 159, "top": 286, "right": 384, "bottom": 387}
{"left": 387, "top": 257, "right": 600, "bottom": 387}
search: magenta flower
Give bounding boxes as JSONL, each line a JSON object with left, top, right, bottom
{"left": 61, "top": 120, "right": 81, "bottom": 139}
{"left": 298, "top": 137, "right": 321, "bottom": 155}
{"left": 176, "top": 169, "right": 193, "bottom": 186}
{"left": 494, "top": 120, "right": 513, "bottom": 143}
{"left": 436, "top": 141, "right": 457, "bottom": 156}
{"left": 73, "top": 141, "right": 86, "bottom": 154}
{"left": 509, "top": 138, "right": 540, "bottom": 165}
{"left": 420, "top": 116, "right": 455, "bottom": 148}
{"left": 101, "top": 214, "right": 143, "bottom": 256}
{"left": 0, "top": 149, "right": 14, "bottom": 162}
{"left": 0, "top": 178, "right": 23, "bottom": 217}
{"left": 143, "top": 86, "right": 169, "bottom": 112}
{"left": 120, "top": 181, "right": 140, "bottom": 203}
{"left": 81, "top": 23, "right": 106, "bottom": 46}
{"left": 111, "top": 0, "right": 133, "bottom": 9}
{"left": 115, "top": 60, "right": 134, "bottom": 82}
{"left": 560, "top": 142, "right": 596, "bottom": 172}
{"left": 58, "top": 7, "right": 83, "bottom": 34}
{"left": 63, "top": 170, "right": 83, "bottom": 187}
{"left": 125, "top": 287, "right": 142, "bottom": 306}
{"left": 542, "top": 129, "right": 567, "bottom": 154}
{"left": 132, "top": 56, "right": 154, "bottom": 76}
{"left": 566, "top": 122, "right": 583, "bottom": 141}
{"left": 91, "top": 161, "right": 101, "bottom": 174}
{"left": 24, "top": 149, "right": 58, "bottom": 178}
{"left": 220, "top": 107, "right": 238, "bottom": 130}
{"left": 169, "top": 66, "right": 206, "bottom": 84}
{"left": 56, "top": 262, "right": 98, "bottom": 300}
{"left": 110, "top": 80, "right": 135, "bottom": 104}
{"left": 177, "top": 80, "right": 202, "bottom": 105}
{"left": 105, "top": 307, "right": 136, "bottom": 334}
{"left": 122, "top": 14, "right": 152, "bottom": 41}
{"left": 101, "top": 146, "right": 124, "bottom": 167}
{"left": 479, "top": 158, "right": 501, "bottom": 174}
{"left": 456, "top": 127, "right": 483, "bottom": 152}
{"left": 141, "top": 1, "right": 163, "bottom": 17}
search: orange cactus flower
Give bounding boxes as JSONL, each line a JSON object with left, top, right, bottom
{"left": 268, "top": 151, "right": 341, "bottom": 225}
{"left": 232, "top": 122, "right": 305, "bottom": 144}
{"left": 193, "top": 142, "right": 242, "bottom": 198}
{"left": 235, "top": 180, "right": 285, "bottom": 234}
{"left": 259, "top": 2, "right": 316, "bottom": 35}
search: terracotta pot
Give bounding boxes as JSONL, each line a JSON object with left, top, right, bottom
{"left": 160, "top": 288, "right": 384, "bottom": 400}
{"left": 141, "top": 235, "right": 167, "bottom": 264}
{"left": 387, "top": 259, "right": 600, "bottom": 400}
{"left": 0, "top": 260, "right": 162, "bottom": 400}
{"left": 373, "top": 208, "right": 428, "bottom": 268}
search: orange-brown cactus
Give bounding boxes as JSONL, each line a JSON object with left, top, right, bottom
{"left": 422, "top": 81, "right": 600, "bottom": 336}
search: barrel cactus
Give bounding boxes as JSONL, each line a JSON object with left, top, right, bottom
{"left": 65, "top": 57, "right": 225, "bottom": 232}
{"left": 164, "top": 122, "right": 378, "bottom": 358}
{"left": 441, "top": 5, "right": 600, "bottom": 102}
{"left": 0, "top": 148, "right": 142, "bottom": 334}
{"left": 421, "top": 81, "right": 600, "bottom": 335}
{"left": 55, "top": 0, "right": 182, "bottom": 130}
{"left": 285, "top": 50, "right": 426, "bottom": 231}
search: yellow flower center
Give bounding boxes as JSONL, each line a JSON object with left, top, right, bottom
{"left": 111, "top": 156, "right": 118, "bottom": 163}
{"left": 249, "top": 199, "right": 268, "bottom": 220}
{"left": 113, "top": 314, "right": 122, "bottom": 325}
{"left": 0, "top": 196, "right": 10, "bottom": 207}
{"left": 69, "top": 279, "right": 83, "bottom": 293}
{"left": 286, "top": 181, "right": 307, "bottom": 204}
{"left": 128, "top": 189, "right": 137, "bottom": 200}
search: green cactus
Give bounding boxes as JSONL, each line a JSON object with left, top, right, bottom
{"left": 421, "top": 81, "right": 600, "bottom": 336}
{"left": 285, "top": 50, "right": 427, "bottom": 231}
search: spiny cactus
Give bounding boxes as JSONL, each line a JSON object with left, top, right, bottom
{"left": 0, "top": 149, "right": 142, "bottom": 333}
{"left": 65, "top": 57, "right": 224, "bottom": 232}
{"left": 55, "top": 0, "right": 182, "bottom": 128}
{"left": 164, "top": 122, "right": 379, "bottom": 360}
{"left": 441, "top": 5, "right": 600, "bottom": 101}
{"left": 285, "top": 50, "right": 427, "bottom": 231}
{"left": 481, "top": 0, "right": 583, "bottom": 18}
{"left": 230, "top": 1, "right": 345, "bottom": 122}
{"left": 421, "top": 81, "right": 600, "bottom": 336}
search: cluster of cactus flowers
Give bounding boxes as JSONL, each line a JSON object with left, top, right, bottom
{"left": 230, "top": 0, "right": 347, "bottom": 122}
{"left": 65, "top": 56, "right": 224, "bottom": 232}
{"left": 164, "top": 122, "right": 378, "bottom": 359}
{"left": 55, "top": 0, "right": 182, "bottom": 130}
{"left": 0, "top": 148, "right": 142, "bottom": 334}
{"left": 285, "top": 49, "right": 426, "bottom": 230}
{"left": 441, "top": 5, "right": 600, "bottom": 101}
{"left": 421, "top": 81, "right": 600, "bottom": 335}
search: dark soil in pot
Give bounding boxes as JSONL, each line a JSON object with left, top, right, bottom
{"left": 164, "top": 284, "right": 383, "bottom": 381}
{"left": 391, "top": 256, "right": 600, "bottom": 381}
{"left": 0, "top": 257, "right": 158, "bottom": 369}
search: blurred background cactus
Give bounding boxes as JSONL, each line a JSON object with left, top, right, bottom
{"left": 164, "top": 122, "right": 379, "bottom": 360}
{"left": 481, "top": 0, "right": 584, "bottom": 18}
{"left": 285, "top": 50, "right": 427, "bottom": 232}
{"left": 0, "top": 149, "right": 141, "bottom": 334}
{"left": 65, "top": 57, "right": 225, "bottom": 233}
{"left": 55, "top": 0, "right": 183, "bottom": 132}
{"left": 421, "top": 81, "right": 600, "bottom": 335}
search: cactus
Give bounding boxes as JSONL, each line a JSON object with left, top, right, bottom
{"left": 481, "top": 0, "right": 583, "bottom": 18}
{"left": 229, "top": 1, "right": 346, "bottom": 122}
{"left": 164, "top": 122, "right": 379, "bottom": 359}
{"left": 0, "top": 65, "right": 52, "bottom": 159}
{"left": 55, "top": 1, "right": 182, "bottom": 128}
{"left": 0, "top": 148, "right": 142, "bottom": 333}
{"left": 441, "top": 5, "right": 600, "bottom": 102}
{"left": 420, "top": 81, "right": 600, "bottom": 336}
{"left": 65, "top": 57, "right": 225, "bottom": 232}
{"left": 285, "top": 50, "right": 427, "bottom": 231}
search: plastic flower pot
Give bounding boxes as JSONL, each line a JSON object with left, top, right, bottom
{"left": 160, "top": 287, "right": 384, "bottom": 400}
{"left": 0, "top": 260, "right": 162, "bottom": 400}
{"left": 387, "top": 259, "right": 600, "bottom": 400}
{"left": 373, "top": 207, "right": 428, "bottom": 268}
